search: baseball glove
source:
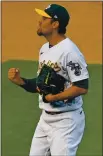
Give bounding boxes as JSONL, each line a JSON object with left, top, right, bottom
{"left": 36, "top": 64, "right": 66, "bottom": 103}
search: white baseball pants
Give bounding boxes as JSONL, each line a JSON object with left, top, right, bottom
{"left": 29, "top": 107, "right": 85, "bottom": 156}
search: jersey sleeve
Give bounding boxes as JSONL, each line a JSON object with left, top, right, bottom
{"left": 65, "top": 52, "right": 89, "bottom": 82}
{"left": 20, "top": 77, "right": 37, "bottom": 93}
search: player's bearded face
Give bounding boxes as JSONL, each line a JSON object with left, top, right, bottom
{"left": 37, "top": 17, "right": 53, "bottom": 36}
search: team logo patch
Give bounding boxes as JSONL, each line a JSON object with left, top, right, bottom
{"left": 67, "top": 61, "right": 82, "bottom": 76}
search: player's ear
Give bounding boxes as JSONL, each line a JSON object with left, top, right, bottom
{"left": 52, "top": 21, "right": 59, "bottom": 29}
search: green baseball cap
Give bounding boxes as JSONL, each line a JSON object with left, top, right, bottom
{"left": 35, "top": 4, "right": 70, "bottom": 28}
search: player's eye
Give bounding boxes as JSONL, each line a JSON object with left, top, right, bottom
{"left": 42, "top": 16, "right": 47, "bottom": 21}
{"left": 42, "top": 16, "right": 50, "bottom": 21}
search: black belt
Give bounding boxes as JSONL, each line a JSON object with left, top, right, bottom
{"left": 45, "top": 110, "right": 66, "bottom": 115}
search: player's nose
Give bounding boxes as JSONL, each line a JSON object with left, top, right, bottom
{"left": 38, "top": 20, "right": 42, "bottom": 26}
{"left": 38, "top": 17, "right": 43, "bottom": 25}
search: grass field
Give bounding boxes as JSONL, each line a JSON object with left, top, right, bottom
{"left": 2, "top": 60, "right": 102, "bottom": 156}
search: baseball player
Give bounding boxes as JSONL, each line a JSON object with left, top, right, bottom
{"left": 8, "top": 4, "right": 89, "bottom": 156}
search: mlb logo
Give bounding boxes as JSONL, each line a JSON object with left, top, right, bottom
{"left": 45, "top": 4, "right": 51, "bottom": 10}
{"left": 54, "top": 15, "right": 58, "bottom": 19}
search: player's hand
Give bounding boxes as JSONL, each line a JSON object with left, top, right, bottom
{"left": 8, "top": 68, "right": 25, "bottom": 85}
{"left": 44, "top": 94, "right": 56, "bottom": 102}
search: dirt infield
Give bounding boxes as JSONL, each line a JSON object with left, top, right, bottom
{"left": 2, "top": 2, "right": 102, "bottom": 64}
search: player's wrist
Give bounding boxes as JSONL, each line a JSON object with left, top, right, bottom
{"left": 52, "top": 94, "right": 60, "bottom": 101}
{"left": 44, "top": 94, "right": 59, "bottom": 102}
{"left": 17, "top": 78, "right": 26, "bottom": 86}
{"left": 52, "top": 91, "right": 69, "bottom": 101}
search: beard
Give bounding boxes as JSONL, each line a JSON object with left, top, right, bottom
{"left": 37, "top": 27, "right": 52, "bottom": 37}
{"left": 37, "top": 28, "right": 44, "bottom": 36}
{"left": 37, "top": 31, "right": 43, "bottom": 36}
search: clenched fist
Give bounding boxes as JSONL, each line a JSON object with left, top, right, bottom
{"left": 8, "top": 68, "right": 25, "bottom": 85}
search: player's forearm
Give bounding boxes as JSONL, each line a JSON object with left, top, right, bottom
{"left": 53, "top": 86, "right": 88, "bottom": 101}
{"left": 20, "top": 78, "right": 38, "bottom": 93}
